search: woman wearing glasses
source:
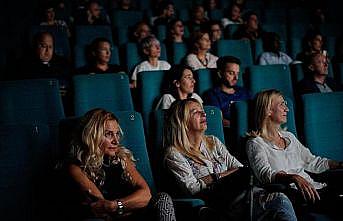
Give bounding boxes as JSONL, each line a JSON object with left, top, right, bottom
{"left": 66, "top": 108, "right": 176, "bottom": 221}
{"left": 164, "top": 98, "right": 297, "bottom": 220}
{"left": 75, "top": 37, "right": 124, "bottom": 75}
{"left": 246, "top": 89, "right": 343, "bottom": 219}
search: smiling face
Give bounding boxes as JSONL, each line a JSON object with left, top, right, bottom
{"left": 269, "top": 95, "right": 289, "bottom": 125}
{"left": 100, "top": 120, "right": 121, "bottom": 157}
{"left": 187, "top": 101, "right": 207, "bottom": 132}
{"left": 230, "top": 5, "right": 241, "bottom": 21}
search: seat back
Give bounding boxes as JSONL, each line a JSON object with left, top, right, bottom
{"left": 110, "top": 10, "right": 143, "bottom": 28}
{"left": 301, "top": 92, "right": 343, "bottom": 160}
{"left": 0, "top": 79, "right": 65, "bottom": 125}
{"left": 75, "top": 25, "right": 113, "bottom": 47}
{"left": 215, "top": 39, "right": 253, "bottom": 71}
{"left": 246, "top": 64, "right": 294, "bottom": 100}
{"left": 170, "top": 42, "right": 187, "bottom": 65}
{"left": 73, "top": 73, "right": 133, "bottom": 116}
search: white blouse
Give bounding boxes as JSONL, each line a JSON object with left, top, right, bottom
{"left": 246, "top": 130, "right": 330, "bottom": 189}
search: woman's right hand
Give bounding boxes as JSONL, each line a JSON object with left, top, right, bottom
{"left": 90, "top": 199, "right": 117, "bottom": 217}
{"left": 291, "top": 174, "right": 320, "bottom": 203}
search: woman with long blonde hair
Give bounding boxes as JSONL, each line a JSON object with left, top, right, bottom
{"left": 246, "top": 89, "right": 343, "bottom": 219}
{"left": 164, "top": 98, "right": 297, "bottom": 220}
{"left": 67, "top": 108, "right": 176, "bottom": 221}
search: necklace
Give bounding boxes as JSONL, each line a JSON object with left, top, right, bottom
{"left": 197, "top": 55, "right": 208, "bottom": 67}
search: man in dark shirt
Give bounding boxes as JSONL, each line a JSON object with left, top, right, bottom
{"left": 297, "top": 52, "right": 342, "bottom": 95}
{"left": 204, "top": 56, "right": 251, "bottom": 127}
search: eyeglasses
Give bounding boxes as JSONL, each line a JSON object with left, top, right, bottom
{"left": 104, "top": 130, "right": 121, "bottom": 140}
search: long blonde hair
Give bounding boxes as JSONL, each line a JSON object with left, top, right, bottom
{"left": 70, "top": 108, "right": 134, "bottom": 184}
{"left": 164, "top": 98, "right": 215, "bottom": 164}
{"left": 248, "top": 89, "right": 284, "bottom": 138}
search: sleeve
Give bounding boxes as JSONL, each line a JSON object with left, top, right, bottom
{"left": 213, "top": 136, "right": 243, "bottom": 168}
{"left": 246, "top": 139, "right": 278, "bottom": 184}
{"left": 165, "top": 148, "right": 207, "bottom": 195}
{"left": 184, "top": 54, "right": 198, "bottom": 71}
{"left": 155, "top": 94, "right": 174, "bottom": 110}
{"left": 291, "top": 133, "right": 330, "bottom": 173}
{"left": 131, "top": 65, "right": 139, "bottom": 81}
{"left": 258, "top": 53, "right": 267, "bottom": 65}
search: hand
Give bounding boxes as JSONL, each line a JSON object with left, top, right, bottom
{"left": 291, "top": 174, "right": 320, "bottom": 203}
{"left": 90, "top": 199, "right": 117, "bottom": 217}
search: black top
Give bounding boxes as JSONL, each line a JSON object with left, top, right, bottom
{"left": 296, "top": 76, "right": 343, "bottom": 96}
{"left": 75, "top": 64, "right": 125, "bottom": 75}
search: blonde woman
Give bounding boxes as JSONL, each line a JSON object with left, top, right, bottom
{"left": 164, "top": 98, "right": 297, "bottom": 220}
{"left": 67, "top": 108, "right": 176, "bottom": 221}
{"left": 246, "top": 89, "right": 343, "bottom": 218}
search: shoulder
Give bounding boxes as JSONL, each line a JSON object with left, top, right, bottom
{"left": 159, "top": 60, "right": 171, "bottom": 68}
{"left": 191, "top": 93, "right": 203, "bottom": 103}
{"left": 207, "top": 53, "right": 218, "bottom": 60}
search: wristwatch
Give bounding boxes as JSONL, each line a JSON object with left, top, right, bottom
{"left": 116, "top": 200, "right": 124, "bottom": 215}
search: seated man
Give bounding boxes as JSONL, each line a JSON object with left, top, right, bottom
{"left": 296, "top": 52, "right": 342, "bottom": 95}
{"left": 204, "top": 56, "right": 251, "bottom": 127}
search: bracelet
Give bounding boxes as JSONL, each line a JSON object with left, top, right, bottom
{"left": 115, "top": 200, "right": 124, "bottom": 215}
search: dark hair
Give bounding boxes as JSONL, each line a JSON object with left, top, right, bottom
{"left": 189, "top": 29, "right": 210, "bottom": 52}
{"left": 157, "top": 0, "right": 174, "bottom": 15}
{"left": 216, "top": 55, "right": 241, "bottom": 72}
{"left": 166, "top": 64, "right": 193, "bottom": 99}
{"left": 242, "top": 10, "right": 258, "bottom": 22}
{"left": 262, "top": 32, "right": 280, "bottom": 52}
{"left": 90, "top": 37, "right": 111, "bottom": 52}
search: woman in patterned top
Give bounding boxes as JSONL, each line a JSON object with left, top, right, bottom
{"left": 67, "top": 108, "right": 176, "bottom": 221}
{"left": 164, "top": 98, "right": 297, "bottom": 220}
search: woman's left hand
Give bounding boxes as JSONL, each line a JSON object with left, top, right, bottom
{"left": 90, "top": 199, "right": 117, "bottom": 217}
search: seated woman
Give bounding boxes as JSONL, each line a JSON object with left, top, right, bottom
{"left": 155, "top": 65, "right": 203, "bottom": 110}
{"left": 258, "top": 32, "right": 293, "bottom": 65}
{"left": 164, "top": 98, "right": 297, "bottom": 220}
{"left": 246, "top": 89, "right": 343, "bottom": 219}
{"left": 76, "top": 37, "right": 124, "bottom": 75}
{"left": 164, "top": 19, "right": 186, "bottom": 45}
{"left": 184, "top": 30, "right": 218, "bottom": 71}
{"left": 131, "top": 35, "right": 171, "bottom": 88}
{"left": 66, "top": 108, "right": 176, "bottom": 221}
{"left": 221, "top": 2, "right": 243, "bottom": 28}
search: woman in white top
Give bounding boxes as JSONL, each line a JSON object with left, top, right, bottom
{"left": 155, "top": 65, "right": 202, "bottom": 110}
{"left": 246, "top": 89, "right": 343, "bottom": 217}
{"left": 185, "top": 30, "right": 218, "bottom": 71}
{"left": 131, "top": 36, "right": 171, "bottom": 88}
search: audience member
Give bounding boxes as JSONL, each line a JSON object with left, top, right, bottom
{"left": 296, "top": 31, "right": 327, "bottom": 63}
{"left": 185, "top": 30, "right": 218, "bottom": 70}
{"left": 296, "top": 52, "right": 342, "bottom": 95}
{"left": 65, "top": 108, "right": 176, "bottom": 221}
{"left": 164, "top": 19, "right": 186, "bottom": 44}
{"left": 76, "top": 38, "right": 124, "bottom": 75}
{"left": 155, "top": 65, "right": 202, "bottom": 110}
{"left": 186, "top": 5, "right": 209, "bottom": 32}
{"left": 258, "top": 32, "right": 293, "bottom": 65}
{"left": 246, "top": 89, "right": 343, "bottom": 219}
{"left": 40, "top": 3, "right": 71, "bottom": 37}
{"left": 131, "top": 21, "right": 152, "bottom": 43}
{"left": 113, "top": 0, "right": 136, "bottom": 10}
{"left": 208, "top": 20, "right": 223, "bottom": 44}
{"left": 131, "top": 36, "right": 171, "bottom": 88}
{"left": 233, "top": 11, "right": 263, "bottom": 41}
{"left": 164, "top": 98, "right": 297, "bottom": 220}
{"left": 221, "top": 3, "right": 243, "bottom": 28}
{"left": 153, "top": 1, "right": 175, "bottom": 26}
{"left": 77, "top": 0, "right": 110, "bottom": 25}
{"left": 204, "top": 56, "right": 251, "bottom": 127}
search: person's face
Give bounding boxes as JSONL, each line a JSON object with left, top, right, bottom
{"left": 197, "top": 33, "right": 211, "bottom": 51}
{"left": 310, "top": 35, "right": 323, "bottom": 52}
{"left": 46, "top": 8, "right": 55, "bottom": 21}
{"left": 136, "top": 24, "right": 151, "bottom": 41}
{"left": 230, "top": 5, "right": 241, "bottom": 21}
{"left": 208, "top": 0, "right": 217, "bottom": 10}
{"left": 95, "top": 41, "right": 111, "bottom": 64}
{"left": 89, "top": 2, "right": 101, "bottom": 17}
{"left": 187, "top": 101, "right": 207, "bottom": 132}
{"left": 247, "top": 14, "right": 258, "bottom": 31}
{"left": 194, "top": 6, "right": 205, "bottom": 21}
{"left": 100, "top": 120, "right": 121, "bottom": 157}
{"left": 309, "top": 54, "right": 328, "bottom": 76}
{"left": 164, "top": 4, "right": 175, "bottom": 17}
{"left": 36, "top": 34, "right": 54, "bottom": 62}
{"left": 210, "top": 24, "right": 222, "bottom": 42}
{"left": 221, "top": 63, "right": 240, "bottom": 87}
{"left": 269, "top": 95, "right": 289, "bottom": 125}
{"left": 172, "top": 21, "right": 184, "bottom": 36}
{"left": 145, "top": 40, "right": 161, "bottom": 58}
{"left": 176, "top": 69, "right": 196, "bottom": 95}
